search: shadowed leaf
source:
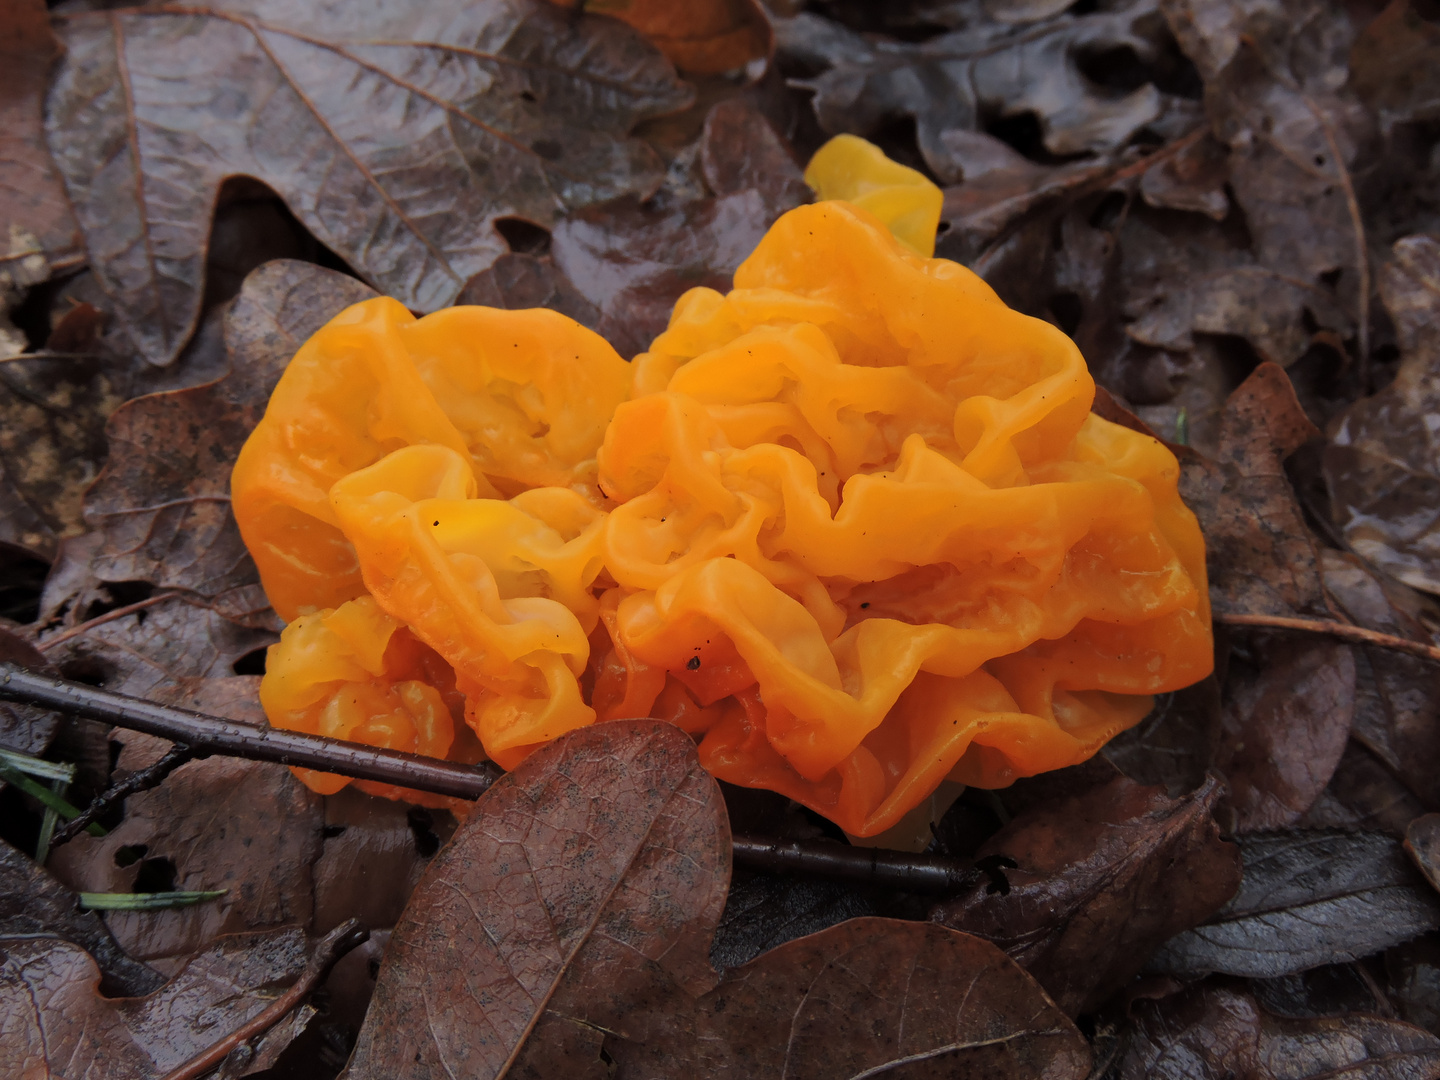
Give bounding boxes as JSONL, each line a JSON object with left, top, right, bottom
{"left": 933, "top": 775, "right": 1240, "bottom": 1016}
{"left": 1150, "top": 830, "right": 1440, "bottom": 979}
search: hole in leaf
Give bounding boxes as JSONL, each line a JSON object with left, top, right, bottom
{"left": 407, "top": 807, "right": 441, "bottom": 858}
{"left": 132, "top": 856, "right": 178, "bottom": 893}
{"left": 1049, "top": 292, "right": 1084, "bottom": 336}
{"left": 1075, "top": 44, "right": 1150, "bottom": 93}
{"left": 114, "top": 843, "right": 149, "bottom": 868}
{"left": 0, "top": 546, "right": 49, "bottom": 624}
{"left": 494, "top": 216, "right": 552, "bottom": 257}
{"left": 232, "top": 647, "right": 268, "bottom": 676}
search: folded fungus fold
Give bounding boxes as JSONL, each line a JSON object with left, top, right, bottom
{"left": 232, "top": 139, "right": 1212, "bottom": 837}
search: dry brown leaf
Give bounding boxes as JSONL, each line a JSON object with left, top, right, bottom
{"left": 0, "top": 927, "right": 310, "bottom": 1080}
{"left": 83, "top": 259, "right": 376, "bottom": 621}
{"left": 551, "top": 0, "right": 772, "bottom": 75}
{"left": 933, "top": 775, "right": 1240, "bottom": 1016}
{"left": 45, "top": 0, "right": 691, "bottom": 365}
{"left": 1350, "top": 0, "right": 1440, "bottom": 130}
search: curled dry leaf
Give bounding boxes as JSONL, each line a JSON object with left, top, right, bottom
{"left": 345, "top": 720, "right": 1090, "bottom": 1079}
{"left": 82, "top": 259, "right": 376, "bottom": 622}
{"left": 548, "top": 0, "right": 772, "bottom": 75}
{"left": 1149, "top": 830, "right": 1440, "bottom": 979}
{"left": 1119, "top": 982, "right": 1440, "bottom": 1080}
{"left": 0, "top": 0, "right": 80, "bottom": 289}
{"left": 45, "top": 0, "right": 691, "bottom": 364}
{"left": 0, "top": 838, "right": 163, "bottom": 998}
{"left": 1326, "top": 235, "right": 1440, "bottom": 596}
{"left": 932, "top": 775, "right": 1241, "bottom": 1016}
{"left": 0, "top": 926, "right": 311, "bottom": 1080}
{"left": 775, "top": 5, "right": 1172, "bottom": 182}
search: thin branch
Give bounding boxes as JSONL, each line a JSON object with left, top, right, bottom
{"left": 0, "top": 663, "right": 992, "bottom": 894}
{"left": 38, "top": 591, "right": 183, "bottom": 652}
{"left": 159, "top": 918, "right": 370, "bottom": 1080}
{"left": 1215, "top": 612, "right": 1440, "bottom": 663}
{"left": 0, "top": 662, "right": 503, "bottom": 799}
{"left": 49, "top": 742, "right": 199, "bottom": 850}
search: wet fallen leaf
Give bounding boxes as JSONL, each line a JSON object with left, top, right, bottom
{"left": 343, "top": 718, "right": 731, "bottom": 1078}
{"left": 1103, "top": 676, "right": 1222, "bottom": 798}
{"left": 0, "top": 0, "right": 80, "bottom": 290}
{"left": 550, "top": 0, "right": 772, "bottom": 75}
{"left": 1326, "top": 235, "right": 1440, "bottom": 596}
{"left": 0, "top": 926, "right": 310, "bottom": 1079}
{"left": 670, "top": 919, "right": 1091, "bottom": 1080}
{"left": 345, "top": 720, "right": 1091, "bottom": 1078}
{"left": 82, "top": 260, "right": 377, "bottom": 621}
{"left": 550, "top": 98, "right": 809, "bottom": 358}
{"left": 38, "top": 595, "right": 275, "bottom": 699}
{"left": 0, "top": 838, "right": 162, "bottom": 998}
{"left": 1150, "top": 830, "right": 1440, "bottom": 979}
{"left": 776, "top": 5, "right": 1174, "bottom": 182}
{"left": 933, "top": 775, "right": 1240, "bottom": 1016}
{"left": 48, "top": 699, "right": 323, "bottom": 964}
{"left": 1119, "top": 982, "right": 1440, "bottom": 1080}
{"left": 45, "top": 0, "right": 690, "bottom": 364}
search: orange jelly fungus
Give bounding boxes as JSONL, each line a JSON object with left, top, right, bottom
{"left": 232, "top": 139, "right": 1212, "bottom": 836}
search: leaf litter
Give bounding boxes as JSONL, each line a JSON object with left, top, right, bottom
{"left": 6, "top": 0, "right": 1440, "bottom": 1075}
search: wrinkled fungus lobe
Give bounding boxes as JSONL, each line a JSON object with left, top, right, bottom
{"left": 232, "top": 139, "right": 1212, "bottom": 836}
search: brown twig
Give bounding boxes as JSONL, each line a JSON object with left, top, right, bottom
{"left": 38, "top": 591, "right": 184, "bottom": 651}
{"left": 1215, "top": 612, "right": 1440, "bottom": 663}
{"left": 0, "top": 663, "right": 991, "bottom": 894}
{"left": 159, "top": 918, "right": 370, "bottom": 1080}
{"left": 49, "top": 742, "right": 200, "bottom": 850}
{"left": 0, "top": 662, "right": 504, "bottom": 799}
